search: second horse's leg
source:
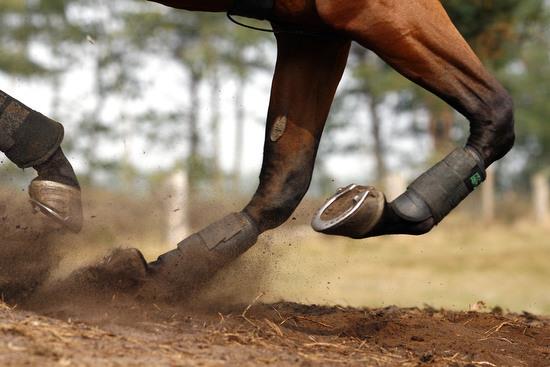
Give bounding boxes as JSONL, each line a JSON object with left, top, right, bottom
{"left": 138, "top": 32, "right": 351, "bottom": 294}
{"left": 312, "top": 0, "right": 514, "bottom": 239}
{"left": 0, "top": 90, "right": 82, "bottom": 232}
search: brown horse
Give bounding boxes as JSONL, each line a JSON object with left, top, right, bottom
{"left": 102, "top": 0, "right": 512, "bottom": 295}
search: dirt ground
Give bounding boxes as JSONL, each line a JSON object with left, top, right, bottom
{"left": 1, "top": 187, "right": 550, "bottom": 366}
{"left": 1, "top": 298, "right": 549, "bottom": 367}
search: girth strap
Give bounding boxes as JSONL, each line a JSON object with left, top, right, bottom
{"left": 229, "top": 0, "right": 274, "bottom": 20}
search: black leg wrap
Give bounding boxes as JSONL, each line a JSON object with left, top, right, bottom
{"left": 149, "top": 212, "right": 259, "bottom": 289}
{"left": 392, "top": 147, "right": 486, "bottom": 224}
{"left": 0, "top": 90, "right": 64, "bottom": 168}
{"left": 229, "top": 0, "right": 274, "bottom": 20}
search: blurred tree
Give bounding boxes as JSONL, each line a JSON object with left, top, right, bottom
{"left": 502, "top": 23, "right": 550, "bottom": 174}
{"left": 346, "top": 46, "right": 411, "bottom": 183}
{"left": 0, "top": 1, "right": 46, "bottom": 76}
{"left": 123, "top": 9, "right": 224, "bottom": 190}
{"left": 122, "top": 6, "right": 271, "bottom": 192}
{"left": 0, "top": 0, "right": 87, "bottom": 182}
{"left": 222, "top": 25, "right": 271, "bottom": 191}
{"left": 435, "top": 0, "right": 547, "bottom": 155}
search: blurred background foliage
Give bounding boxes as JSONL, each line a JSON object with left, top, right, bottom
{"left": 0, "top": 0, "right": 549, "bottom": 216}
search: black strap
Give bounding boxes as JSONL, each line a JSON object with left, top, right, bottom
{"left": 229, "top": 0, "right": 274, "bottom": 20}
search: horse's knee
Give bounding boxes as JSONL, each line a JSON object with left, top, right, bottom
{"left": 469, "top": 89, "right": 515, "bottom": 165}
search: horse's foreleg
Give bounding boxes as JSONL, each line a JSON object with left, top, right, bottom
{"left": 144, "top": 33, "right": 351, "bottom": 293}
{"left": 313, "top": 0, "right": 514, "bottom": 238}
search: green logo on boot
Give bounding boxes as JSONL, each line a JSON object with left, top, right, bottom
{"left": 470, "top": 173, "right": 483, "bottom": 187}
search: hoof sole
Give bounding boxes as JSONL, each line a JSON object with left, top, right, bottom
{"left": 312, "top": 184, "right": 385, "bottom": 238}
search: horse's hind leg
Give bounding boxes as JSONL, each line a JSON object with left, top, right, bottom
{"left": 313, "top": 0, "right": 514, "bottom": 238}
{"left": 243, "top": 32, "right": 350, "bottom": 233}
{"left": 141, "top": 33, "right": 351, "bottom": 293}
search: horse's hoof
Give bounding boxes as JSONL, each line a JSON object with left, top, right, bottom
{"left": 312, "top": 184, "right": 385, "bottom": 238}
{"left": 28, "top": 180, "right": 83, "bottom": 233}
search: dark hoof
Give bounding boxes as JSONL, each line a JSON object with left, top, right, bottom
{"left": 312, "top": 184, "right": 385, "bottom": 238}
{"left": 29, "top": 180, "right": 83, "bottom": 233}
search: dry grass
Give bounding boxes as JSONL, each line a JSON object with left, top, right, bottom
{"left": 48, "top": 197, "right": 550, "bottom": 315}
{"left": 233, "top": 216, "right": 550, "bottom": 314}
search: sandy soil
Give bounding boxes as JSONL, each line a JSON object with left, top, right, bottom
{"left": 1, "top": 298, "right": 550, "bottom": 367}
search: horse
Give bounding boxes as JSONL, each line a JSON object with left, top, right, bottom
{"left": 116, "top": 0, "right": 514, "bottom": 295}
{"left": 2, "top": 0, "right": 515, "bottom": 294}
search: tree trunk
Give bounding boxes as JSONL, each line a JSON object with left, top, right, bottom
{"left": 367, "top": 96, "right": 386, "bottom": 183}
{"left": 481, "top": 167, "right": 495, "bottom": 223}
{"left": 50, "top": 73, "right": 62, "bottom": 120}
{"left": 532, "top": 172, "right": 549, "bottom": 225}
{"left": 187, "top": 70, "right": 201, "bottom": 191}
{"left": 429, "top": 106, "right": 454, "bottom": 158}
{"left": 210, "top": 70, "right": 223, "bottom": 192}
{"left": 233, "top": 77, "right": 245, "bottom": 193}
{"left": 384, "top": 172, "right": 406, "bottom": 201}
{"left": 165, "top": 169, "right": 190, "bottom": 247}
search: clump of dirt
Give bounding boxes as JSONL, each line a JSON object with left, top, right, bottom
{"left": 0, "top": 185, "right": 279, "bottom": 314}
{"left": 0, "top": 188, "right": 63, "bottom": 302}
{"left": 22, "top": 241, "right": 278, "bottom": 321}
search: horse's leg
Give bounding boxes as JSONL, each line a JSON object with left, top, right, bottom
{"left": 140, "top": 32, "right": 351, "bottom": 293}
{"left": 312, "top": 0, "right": 514, "bottom": 238}
{"left": 0, "top": 90, "right": 82, "bottom": 232}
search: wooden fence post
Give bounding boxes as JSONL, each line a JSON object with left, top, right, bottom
{"left": 166, "top": 169, "right": 190, "bottom": 246}
{"left": 532, "top": 172, "right": 549, "bottom": 226}
{"left": 384, "top": 172, "right": 407, "bottom": 202}
{"left": 481, "top": 167, "right": 495, "bottom": 223}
